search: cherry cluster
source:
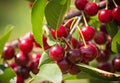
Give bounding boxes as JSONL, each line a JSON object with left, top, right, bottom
{"left": 2, "top": 32, "right": 42, "bottom": 83}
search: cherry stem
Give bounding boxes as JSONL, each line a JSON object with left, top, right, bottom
{"left": 63, "top": 38, "right": 72, "bottom": 49}
{"left": 112, "top": 0, "right": 118, "bottom": 7}
{"left": 105, "top": 0, "right": 108, "bottom": 10}
{"left": 77, "top": 26, "right": 88, "bottom": 48}
{"left": 66, "top": 15, "right": 82, "bottom": 39}
{"left": 81, "top": 11, "right": 88, "bottom": 27}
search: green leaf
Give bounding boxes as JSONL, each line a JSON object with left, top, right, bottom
{"left": 0, "top": 67, "right": 16, "bottom": 83}
{"left": 32, "top": 64, "right": 62, "bottom": 83}
{"left": 106, "top": 21, "right": 118, "bottom": 38}
{"left": 112, "top": 30, "right": 120, "bottom": 53}
{"left": 39, "top": 50, "right": 52, "bottom": 67}
{"left": 0, "top": 26, "right": 13, "bottom": 58}
{"left": 31, "top": 0, "right": 46, "bottom": 48}
{"left": 88, "top": 15, "right": 101, "bottom": 28}
{"left": 77, "top": 64, "right": 120, "bottom": 81}
{"left": 45, "top": 0, "right": 71, "bottom": 30}
{"left": 27, "top": 0, "right": 35, "bottom": 2}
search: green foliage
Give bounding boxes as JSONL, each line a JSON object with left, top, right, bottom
{"left": 106, "top": 21, "right": 119, "bottom": 38}
{"left": 112, "top": 30, "right": 120, "bottom": 53}
{"left": 0, "top": 66, "right": 16, "bottom": 83}
{"left": 31, "top": 0, "right": 46, "bottom": 48}
{"left": 77, "top": 64, "right": 120, "bottom": 81}
{"left": 0, "top": 26, "right": 13, "bottom": 59}
{"left": 88, "top": 15, "right": 101, "bottom": 29}
{"left": 45, "top": 0, "right": 71, "bottom": 30}
{"left": 32, "top": 64, "right": 62, "bottom": 83}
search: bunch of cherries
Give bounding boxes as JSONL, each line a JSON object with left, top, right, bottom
{"left": 1, "top": 0, "right": 120, "bottom": 82}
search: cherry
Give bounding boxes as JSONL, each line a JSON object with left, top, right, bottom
{"left": 98, "top": 10, "right": 112, "bottom": 23}
{"left": 94, "top": 31, "right": 107, "bottom": 45}
{"left": 19, "top": 38, "right": 33, "bottom": 54}
{"left": 80, "top": 44, "right": 98, "bottom": 62}
{"left": 80, "top": 26, "right": 95, "bottom": 41}
{"left": 112, "top": 6, "right": 120, "bottom": 21}
{"left": 96, "top": 50, "right": 110, "bottom": 62}
{"left": 84, "top": 2, "right": 98, "bottom": 16}
{"left": 68, "top": 64, "right": 81, "bottom": 75}
{"left": 17, "top": 75, "right": 24, "bottom": 83}
{"left": 9, "top": 62, "right": 17, "bottom": 69}
{"left": 43, "top": 35, "right": 50, "bottom": 50}
{"left": 75, "top": 0, "right": 88, "bottom": 10}
{"left": 15, "top": 52, "right": 29, "bottom": 66}
{"left": 30, "top": 53, "right": 41, "bottom": 61}
{"left": 100, "top": 24, "right": 107, "bottom": 34}
{"left": 14, "top": 66, "right": 30, "bottom": 79}
{"left": 24, "top": 32, "right": 34, "bottom": 42}
{"left": 57, "top": 25, "right": 68, "bottom": 38}
{"left": 71, "top": 38, "right": 79, "bottom": 48}
{"left": 56, "top": 58, "right": 70, "bottom": 74}
{"left": 50, "top": 29, "right": 56, "bottom": 39}
{"left": 29, "top": 2, "right": 33, "bottom": 8}
{"left": 2, "top": 44, "right": 15, "bottom": 60}
{"left": 66, "top": 49, "right": 82, "bottom": 63}
{"left": 97, "top": 62, "right": 112, "bottom": 72}
{"left": 112, "top": 56, "right": 120, "bottom": 72}
{"left": 49, "top": 45, "right": 65, "bottom": 61}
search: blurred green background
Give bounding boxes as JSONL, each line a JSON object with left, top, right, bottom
{"left": 0, "top": 0, "right": 118, "bottom": 83}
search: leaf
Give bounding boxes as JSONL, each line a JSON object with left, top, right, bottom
{"left": 0, "top": 68, "right": 16, "bottom": 83}
{"left": 106, "top": 21, "right": 118, "bottom": 38}
{"left": 0, "top": 26, "right": 13, "bottom": 58}
{"left": 44, "top": 26, "right": 56, "bottom": 46}
{"left": 32, "top": 64, "right": 62, "bottom": 83}
{"left": 31, "top": 0, "right": 46, "bottom": 48}
{"left": 77, "top": 64, "right": 120, "bottom": 81}
{"left": 27, "top": 0, "right": 35, "bottom": 2}
{"left": 45, "top": 0, "right": 71, "bottom": 30}
{"left": 88, "top": 15, "right": 101, "bottom": 28}
{"left": 39, "top": 50, "right": 52, "bottom": 67}
{"left": 112, "top": 30, "right": 120, "bottom": 53}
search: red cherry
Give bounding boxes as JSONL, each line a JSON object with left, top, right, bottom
{"left": 15, "top": 52, "right": 29, "bottom": 66}
{"left": 71, "top": 38, "right": 79, "bottom": 48}
{"left": 100, "top": 24, "right": 107, "bottom": 34}
{"left": 75, "top": 0, "right": 88, "bottom": 10}
{"left": 2, "top": 45, "right": 15, "bottom": 60}
{"left": 94, "top": 31, "right": 107, "bottom": 45}
{"left": 68, "top": 64, "right": 81, "bottom": 75}
{"left": 49, "top": 45, "right": 65, "bottom": 61}
{"left": 80, "top": 44, "right": 98, "bottom": 62}
{"left": 9, "top": 62, "right": 17, "bottom": 69}
{"left": 96, "top": 50, "right": 110, "bottom": 62}
{"left": 84, "top": 2, "right": 98, "bottom": 16}
{"left": 112, "top": 56, "right": 120, "bottom": 72}
{"left": 50, "top": 29, "right": 56, "bottom": 39}
{"left": 112, "top": 6, "right": 120, "bottom": 21}
{"left": 57, "top": 25, "right": 68, "bottom": 38}
{"left": 80, "top": 26, "right": 95, "bottom": 41}
{"left": 97, "top": 62, "right": 112, "bottom": 72}
{"left": 17, "top": 75, "right": 24, "bottom": 83}
{"left": 66, "top": 49, "right": 82, "bottom": 63}
{"left": 56, "top": 58, "right": 70, "bottom": 74}
{"left": 24, "top": 32, "right": 34, "bottom": 42}
{"left": 98, "top": 10, "right": 112, "bottom": 23}
{"left": 19, "top": 38, "right": 33, "bottom": 54}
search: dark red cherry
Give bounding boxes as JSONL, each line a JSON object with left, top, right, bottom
{"left": 17, "top": 75, "right": 24, "bottom": 83}
{"left": 96, "top": 50, "right": 110, "bottom": 62}
{"left": 112, "top": 6, "right": 120, "bottom": 21}
{"left": 68, "top": 64, "right": 81, "bottom": 75}
{"left": 75, "top": 0, "right": 88, "bottom": 10}
{"left": 112, "top": 56, "right": 120, "bottom": 72}
{"left": 49, "top": 45, "right": 65, "bottom": 61}
{"left": 97, "top": 62, "right": 112, "bottom": 72}
{"left": 98, "top": 10, "right": 112, "bottom": 23}
{"left": 56, "top": 58, "right": 70, "bottom": 74}
{"left": 71, "top": 38, "right": 79, "bottom": 48}
{"left": 2, "top": 45, "right": 15, "bottom": 60}
{"left": 80, "top": 26, "right": 95, "bottom": 41}
{"left": 14, "top": 66, "right": 30, "bottom": 79}
{"left": 84, "top": 2, "right": 98, "bottom": 16}
{"left": 100, "top": 24, "right": 107, "bottom": 34}
{"left": 66, "top": 49, "right": 82, "bottom": 63}
{"left": 15, "top": 52, "right": 29, "bottom": 66}
{"left": 19, "top": 38, "right": 33, "bottom": 54}
{"left": 9, "top": 62, "right": 17, "bottom": 69}
{"left": 94, "top": 31, "right": 107, "bottom": 45}
{"left": 80, "top": 44, "right": 98, "bottom": 62}
{"left": 57, "top": 25, "right": 68, "bottom": 38}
